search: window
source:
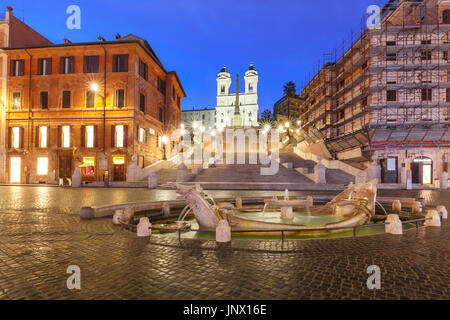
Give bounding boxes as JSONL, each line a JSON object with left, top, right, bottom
{"left": 362, "top": 96, "right": 368, "bottom": 106}
{"left": 84, "top": 125, "right": 95, "bottom": 148}
{"left": 221, "top": 86, "right": 225, "bottom": 94}
{"left": 386, "top": 41, "right": 396, "bottom": 46}
{"left": 38, "top": 126, "right": 48, "bottom": 148}
{"left": 421, "top": 50, "right": 432, "bottom": 60}
{"left": 11, "top": 127, "right": 21, "bottom": 149}
{"left": 172, "top": 86, "right": 176, "bottom": 100}
{"left": 444, "top": 51, "right": 449, "bottom": 62}
{"left": 157, "top": 77, "right": 166, "bottom": 94}
{"left": 60, "top": 57, "right": 74, "bottom": 74}
{"left": 139, "top": 59, "right": 148, "bottom": 80}
{"left": 139, "top": 93, "right": 146, "bottom": 113}
{"left": 62, "top": 91, "right": 71, "bottom": 108}
{"left": 249, "top": 83, "right": 253, "bottom": 92}
{"left": 421, "top": 39, "right": 432, "bottom": 45}
{"left": 86, "top": 90, "right": 95, "bottom": 108}
{"left": 83, "top": 56, "right": 99, "bottom": 73}
{"left": 38, "top": 58, "right": 52, "bottom": 75}
{"left": 62, "top": 126, "right": 71, "bottom": 148}
{"left": 447, "top": 88, "right": 450, "bottom": 103}
{"left": 12, "top": 92, "right": 21, "bottom": 109}
{"left": 361, "top": 61, "right": 368, "bottom": 70}
{"left": 115, "top": 125, "right": 124, "bottom": 148}
{"left": 444, "top": 9, "right": 450, "bottom": 24}
{"left": 386, "top": 53, "right": 397, "bottom": 61}
{"left": 387, "top": 90, "right": 397, "bottom": 102}
{"left": 116, "top": 89, "right": 125, "bottom": 108}
{"left": 10, "top": 60, "right": 24, "bottom": 76}
{"left": 177, "top": 95, "right": 181, "bottom": 108}
{"left": 37, "top": 157, "right": 48, "bottom": 176}
{"left": 81, "top": 157, "right": 95, "bottom": 176}
{"left": 422, "top": 88, "right": 432, "bottom": 101}
{"left": 159, "top": 107, "right": 164, "bottom": 122}
{"left": 40, "top": 92, "right": 49, "bottom": 109}
{"left": 113, "top": 54, "right": 128, "bottom": 72}
{"left": 139, "top": 127, "right": 146, "bottom": 143}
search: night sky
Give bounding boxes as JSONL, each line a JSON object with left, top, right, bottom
{"left": 6, "top": 0, "right": 386, "bottom": 114}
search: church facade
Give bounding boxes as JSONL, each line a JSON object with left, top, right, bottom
{"left": 216, "top": 65, "right": 259, "bottom": 127}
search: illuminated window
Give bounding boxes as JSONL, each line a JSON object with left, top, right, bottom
{"left": 12, "top": 127, "right": 20, "bottom": 149}
{"left": 82, "top": 157, "right": 95, "bottom": 176}
{"left": 116, "top": 125, "right": 124, "bottom": 148}
{"left": 113, "top": 156, "right": 125, "bottom": 165}
{"left": 158, "top": 135, "right": 162, "bottom": 148}
{"left": 37, "top": 157, "right": 48, "bottom": 175}
{"left": 39, "top": 126, "right": 48, "bottom": 148}
{"left": 86, "top": 125, "right": 94, "bottom": 148}
{"left": 12, "top": 92, "right": 21, "bottom": 109}
{"left": 139, "top": 127, "right": 146, "bottom": 143}
{"left": 62, "top": 126, "right": 70, "bottom": 148}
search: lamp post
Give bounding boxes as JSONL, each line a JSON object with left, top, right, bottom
{"left": 162, "top": 135, "right": 169, "bottom": 160}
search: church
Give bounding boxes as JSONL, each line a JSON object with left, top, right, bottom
{"left": 181, "top": 64, "right": 260, "bottom": 129}
{"left": 216, "top": 64, "right": 259, "bottom": 127}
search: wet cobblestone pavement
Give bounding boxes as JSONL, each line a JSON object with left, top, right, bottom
{"left": 0, "top": 186, "right": 448, "bottom": 300}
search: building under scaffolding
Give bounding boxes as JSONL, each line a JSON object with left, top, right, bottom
{"left": 298, "top": 0, "right": 450, "bottom": 185}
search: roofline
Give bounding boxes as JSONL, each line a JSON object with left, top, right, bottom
{"left": 2, "top": 39, "right": 187, "bottom": 97}
{"left": 182, "top": 108, "right": 216, "bottom": 112}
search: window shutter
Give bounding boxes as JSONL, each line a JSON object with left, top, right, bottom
{"left": 124, "top": 125, "right": 128, "bottom": 147}
{"left": 47, "top": 126, "right": 50, "bottom": 148}
{"left": 10, "top": 60, "right": 14, "bottom": 76}
{"left": 19, "top": 60, "right": 24, "bottom": 76}
{"left": 19, "top": 127, "right": 24, "bottom": 149}
{"left": 83, "top": 56, "right": 88, "bottom": 73}
{"left": 47, "top": 58, "right": 52, "bottom": 75}
{"left": 69, "top": 57, "right": 74, "bottom": 73}
{"left": 57, "top": 126, "right": 62, "bottom": 147}
{"left": 111, "top": 125, "right": 116, "bottom": 148}
{"left": 113, "top": 55, "right": 118, "bottom": 72}
{"left": 144, "top": 130, "right": 148, "bottom": 144}
{"left": 35, "top": 126, "right": 39, "bottom": 148}
{"left": 70, "top": 126, "right": 73, "bottom": 147}
{"left": 136, "top": 125, "right": 139, "bottom": 141}
{"left": 94, "top": 56, "right": 99, "bottom": 73}
{"left": 38, "top": 59, "right": 43, "bottom": 75}
{"left": 123, "top": 55, "right": 129, "bottom": 72}
{"left": 94, "top": 125, "right": 98, "bottom": 148}
{"left": 80, "top": 125, "right": 85, "bottom": 147}
{"left": 60, "top": 57, "right": 64, "bottom": 74}
{"left": 8, "top": 127, "right": 11, "bottom": 149}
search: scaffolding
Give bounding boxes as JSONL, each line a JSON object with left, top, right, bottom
{"left": 299, "top": 0, "right": 450, "bottom": 156}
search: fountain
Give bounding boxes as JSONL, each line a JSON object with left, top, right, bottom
{"left": 173, "top": 179, "right": 378, "bottom": 236}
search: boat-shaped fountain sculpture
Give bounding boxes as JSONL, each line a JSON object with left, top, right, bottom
{"left": 173, "top": 179, "right": 378, "bottom": 236}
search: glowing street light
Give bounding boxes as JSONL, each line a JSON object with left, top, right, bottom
{"left": 264, "top": 124, "right": 271, "bottom": 133}
{"left": 90, "top": 82, "right": 100, "bottom": 92}
{"left": 162, "top": 135, "right": 169, "bottom": 160}
{"left": 200, "top": 125, "right": 206, "bottom": 133}
{"left": 285, "top": 122, "right": 290, "bottom": 128}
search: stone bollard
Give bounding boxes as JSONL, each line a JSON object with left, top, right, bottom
{"left": 80, "top": 207, "right": 95, "bottom": 220}
{"left": 123, "top": 207, "right": 134, "bottom": 223}
{"left": 392, "top": 200, "right": 402, "bottom": 213}
{"left": 162, "top": 202, "right": 170, "bottom": 217}
{"left": 436, "top": 205, "right": 448, "bottom": 219}
{"left": 148, "top": 172, "right": 158, "bottom": 189}
{"left": 425, "top": 210, "right": 441, "bottom": 227}
{"left": 412, "top": 201, "right": 422, "bottom": 214}
{"left": 385, "top": 214, "right": 403, "bottom": 235}
{"left": 137, "top": 217, "right": 151, "bottom": 237}
{"left": 113, "top": 209, "right": 124, "bottom": 225}
{"left": 216, "top": 220, "right": 231, "bottom": 243}
{"left": 281, "top": 207, "right": 294, "bottom": 220}
{"left": 235, "top": 197, "right": 242, "bottom": 209}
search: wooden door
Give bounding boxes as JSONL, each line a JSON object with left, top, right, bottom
{"left": 59, "top": 157, "right": 72, "bottom": 183}
{"left": 114, "top": 164, "right": 125, "bottom": 181}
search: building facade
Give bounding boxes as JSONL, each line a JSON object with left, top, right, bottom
{"left": 1, "top": 9, "right": 185, "bottom": 184}
{"left": 181, "top": 107, "right": 216, "bottom": 131}
{"left": 216, "top": 65, "right": 259, "bottom": 127}
{"left": 298, "top": 0, "right": 450, "bottom": 186}
{"left": 273, "top": 94, "right": 304, "bottom": 124}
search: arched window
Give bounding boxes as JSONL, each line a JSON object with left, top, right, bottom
{"left": 249, "top": 83, "right": 253, "bottom": 92}
{"left": 221, "top": 86, "right": 225, "bottom": 94}
{"left": 444, "top": 9, "right": 450, "bottom": 24}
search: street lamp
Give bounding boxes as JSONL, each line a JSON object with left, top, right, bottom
{"left": 162, "top": 135, "right": 169, "bottom": 160}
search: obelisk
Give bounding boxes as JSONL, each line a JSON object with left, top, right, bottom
{"left": 234, "top": 73, "right": 242, "bottom": 127}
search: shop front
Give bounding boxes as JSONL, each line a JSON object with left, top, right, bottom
{"left": 112, "top": 155, "right": 126, "bottom": 182}
{"left": 80, "top": 156, "right": 97, "bottom": 182}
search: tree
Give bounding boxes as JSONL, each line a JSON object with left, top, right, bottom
{"left": 260, "top": 109, "right": 273, "bottom": 122}
{"left": 283, "top": 81, "right": 296, "bottom": 97}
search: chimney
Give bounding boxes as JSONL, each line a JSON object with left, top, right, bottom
{"left": 116, "top": 33, "right": 121, "bottom": 40}
{"left": 5, "top": 6, "right": 13, "bottom": 21}
{"left": 63, "top": 38, "right": 72, "bottom": 44}
{"left": 97, "top": 36, "right": 105, "bottom": 42}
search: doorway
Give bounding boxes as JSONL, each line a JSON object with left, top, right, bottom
{"left": 112, "top": 156, "right": 126, "bottom": 181}
{"left": 59, "top": 156, "right": 72, "bottom": 185}
{"left": 411, "top": 156, "right": 433, "bottom": 185}
{"left": 10, "top": 157, "right": 21, "bottom": 183}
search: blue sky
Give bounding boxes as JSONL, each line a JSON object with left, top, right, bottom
{"left": 7, "top": 0, "right": 385, "bottom": 113}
